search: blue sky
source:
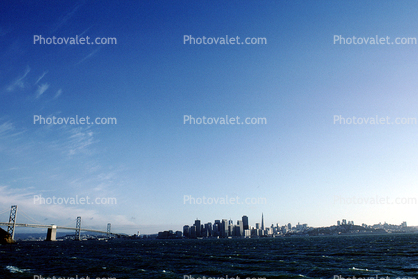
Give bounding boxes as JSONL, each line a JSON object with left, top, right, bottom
{"left": 1, "top": 1, "right": 418, "bottom": 234}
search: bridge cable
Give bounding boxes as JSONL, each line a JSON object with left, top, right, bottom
{"left": 0, "top": 209, "right": 10, "bottom": 216}
{"left": 61, "top": 219, "right": 78, "bottom": 228}
{"left": 18, "top": 209, "right": 43, "bottom": 224}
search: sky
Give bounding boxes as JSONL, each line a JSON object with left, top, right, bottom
{"left": 1, "top": 0, "right": 418, "bottom": 235}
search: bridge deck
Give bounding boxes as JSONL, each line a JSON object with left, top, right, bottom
{"left": 0, "top": 222, "right": 125, "bottom": 236}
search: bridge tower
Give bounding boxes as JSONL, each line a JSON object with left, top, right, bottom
{"left": 7, "top": 205, "right": 18, "bottom": 240}
{"left": 107, "top": 223, "right": 111, "bottom": 237}
{"left": 46, "top": 225, "right": 57, "bottom": 241}
{"left": 75, "top": 216, "right": 81, "bottom": 241}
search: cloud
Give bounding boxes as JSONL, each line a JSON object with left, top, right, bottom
{"left": 54, "top": 89, "right": 62, "bottom": 99}
{"left": 35, "top": 71, "right": 48, "bottom": 85}
{"left": 33, "top": 125, "right": 95, "bottom": 157}
{"left": 7, "top": 66, "right": 30, "bottom": 92}
{"left": 78, "top": 25, "right": 94, "bottom": 37}
{"left": 0, "top": 186, "right": 111, "bottom": 226}
{"left": 0, "top": 120, "right": 24, "bottom": 139}
{"left": 69, "top": 130, "right": 93, "bottom": 155}
{"left": 76, "top": 48, "right": 100, "bottom": 65}
{"left": 62, "top": 127, "right": 95, "bottom": 156}
{"left": 51, "top": 3, "right": 84, "bottom": 34}
{"left": 0, "top": 185, "right": 135, "bottom": 230}
{"left": 35, "top": 83, "right": 50, "bottom": 98}
{"left": 0, "top": 121, "right": 14, "bottom": 137}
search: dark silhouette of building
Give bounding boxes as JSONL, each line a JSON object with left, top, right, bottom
{"left": 242, "top": 215, "right": 249, "bottom": 230}
{"left": 221, "top": 219, "right": 228, "bottom": 237}
{"left": 195, "top": 219, "right": 201, "bottom": 237}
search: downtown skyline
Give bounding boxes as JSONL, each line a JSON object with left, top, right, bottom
{"left": 2, "top": 1, "right": 418, "bottom": 235}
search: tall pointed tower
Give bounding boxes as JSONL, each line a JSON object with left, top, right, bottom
{"left": 261, "top": 213, "right": 264, "bottom": 230}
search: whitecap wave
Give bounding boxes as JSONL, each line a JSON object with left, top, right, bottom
{"left": 5, "top": 265, "right": 31, "bottom": 274}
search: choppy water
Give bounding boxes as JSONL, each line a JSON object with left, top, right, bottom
{"left": 1, "top": 234, "right": 418, "bottom": 279}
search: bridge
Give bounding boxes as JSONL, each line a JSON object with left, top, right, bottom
{"left": 0, "top": 205, "right": 127, "bottom": 241}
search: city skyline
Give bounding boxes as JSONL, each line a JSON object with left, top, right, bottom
{"left": 2, "top": 1, "right": 418, "bottom": 235}
{"left": 157, "top": 213, "right": 409, "bottom": 239}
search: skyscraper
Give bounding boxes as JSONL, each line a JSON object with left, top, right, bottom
{"left": 183, "top": 225, "right": 190, "bottom": 238}
{"left": 242, "top": 215, "right": 249, "bottom": 230}
{"left": 237, "top": 220, "right": 244, "bottom": 236}
{"left": 261, "top": 213, "right": 265, "bottom": 230}
{"left": 195, "top": 219, "right": 201, "bottom": 237}
{"left": 205, "top": 222, "right": 212, "bottom": 237}
{"left": 221, "top": 219, "right": 228, "bottom": 238}
{"left": 214, "top": 220, "right": 221, "bottom": 237}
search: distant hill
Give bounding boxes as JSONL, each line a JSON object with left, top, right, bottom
{"left": 285, "top": 224, "right": 388, "bottom": 237}
{"left": 306, "top": 224, "right": 383, "bottom": 236}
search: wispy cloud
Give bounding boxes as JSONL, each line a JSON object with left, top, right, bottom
{"left": 76, "top": 47, "right": 100, "bottom": 65}
{"left": 49, "top": 127, "right": 95, "bottom": 156}
{"left": 7, "top": 66, "right": 30, "bottom": 92}
{"left": 78, "top": 25, "right": 94, "bottom": 37}
{"left": 0, "top": 186, "right": 35, "bottom": 209}
{"left": 0, "top": 121, "right": 14, "bottom": 137}
{"left": 54, "top": 89, "right": 62, "bottom": 99}
{"left": 51, "top": 3, "right": 84, "bottom": 34}
{"left": 35, "top": 71, "right": 48, "bottom": 85}
{"left": 0, "top": 120, "right": 24, "bottom": 139}
{"left": 35, "top": 83, "right": 50, "bottom": 98}
{"left": 67, "top": 128, "right": 94, "bottom": 155}
{"left": 0, "top": 185, "right": 128, "bottom": 228}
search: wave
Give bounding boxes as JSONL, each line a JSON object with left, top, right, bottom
{"left": 5, "top": 265, "right": 31, "bottom": 274}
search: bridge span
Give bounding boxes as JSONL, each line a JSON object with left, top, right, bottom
{"left": 1, "top": 205, "right": 127, "bottom": 241}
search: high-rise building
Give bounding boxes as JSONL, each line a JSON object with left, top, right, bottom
{"left": 205, "top": 223, "right": 212, "bottom": 237}
{"left": 183, "top": 225, "right": 190, "bottom": 238}
{"left": 214, "top": 220, "right": 221, "bottom": 236}
{"left": 261, "top": 213, "right": 265, "bottom": 230}
{"left": 212, "top": 223, "right": 219, "bottom": 237}
{"left": 221, "top": 219, "right": 228, "bottom": 238}
{"left": 190, "top": 225, "right": 196, "bottom": 238}
{"left": 228, "top": 223, "right": 234, "bottom": 236}
{"left": 242, "top": 215, "right": 249, "bottom": 230}
{"left": 237, "top": 220, "right": 244, "bottom": 236}
{"left": 195, "top": 219, "right": 201, "bottom": 237}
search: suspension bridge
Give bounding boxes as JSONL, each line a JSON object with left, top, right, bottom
{"left": 0, "top": 205, "right": 127, "bottom": 241}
